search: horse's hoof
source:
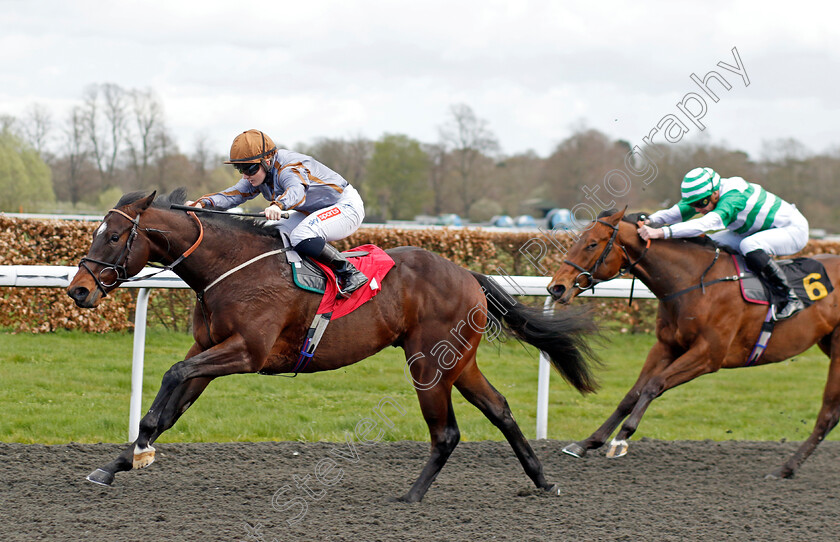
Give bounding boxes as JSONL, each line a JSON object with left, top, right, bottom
{"left": 132, "top": 444, "right": 156, "bottom": 469}
{"left": 86, "top": 468, "right": 115, "bottom": 486}
{"left": 544, "top": 483, "right": 561, "bottom": 496}
{"left": 606, "top": 438, "right": 628, "bottom": 459}
{"left": 765, "top": 467, "right": 793, "bottom": 480}
{"left": 562, "top": 442, "right": 587, "bottom": 458}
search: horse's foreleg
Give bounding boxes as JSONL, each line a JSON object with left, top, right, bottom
{"left": 400, "top": 388, "right": 459, "bottom": 503}
{"left": 564, "top": 342, "right": 675, "bottom": 458}
{"left": 131, "top": 376, "right": 215, "bottom": 467}
{"left": 455, "top": 361, "right": 556, "bottom": 494}
{"left": 87, "top": 336, "right": 257, "bottom": 486}
{"left": 607, "top": 346, "right": 713, "bottom": 458}
{"left": 769, "top": 330, "right": 840, "bottom": 479}
{"left": 86, "top": 376, "right": 213, "bottom": 486}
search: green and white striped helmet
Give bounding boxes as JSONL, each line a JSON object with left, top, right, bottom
{"left": 680, "top": 167, "right": 721, "bottom": 205}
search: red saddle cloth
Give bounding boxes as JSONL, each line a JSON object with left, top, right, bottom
{"left": 312, "top": 244, "right": 395, "bottom": 319}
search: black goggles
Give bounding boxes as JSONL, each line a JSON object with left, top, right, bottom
{"left": 234, "top": 162, "right": 262, "bottom": 176}
{"left": 690, "top": 196, "right": 711, "bottom": 209}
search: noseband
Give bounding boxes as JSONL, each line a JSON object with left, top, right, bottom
{"left": 563, "top": 219, "right": 649, "bottom": 291}
{"left": 79, "top": 207, "right": 204, "bottom": 297}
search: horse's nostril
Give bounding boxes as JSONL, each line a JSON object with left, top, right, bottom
{"left": 547, "top": 284, "right": 566, "bottom": 299}
{"left": 69, "top": 286, "right": 89, "bottom": 302}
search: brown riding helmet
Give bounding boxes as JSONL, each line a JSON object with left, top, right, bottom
{"left": 223, "top": 129, "right": 277, "bottom": 164}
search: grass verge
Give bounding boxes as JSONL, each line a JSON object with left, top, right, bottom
{"left": 0, "top": 329, "right": 831, "bottom": 444}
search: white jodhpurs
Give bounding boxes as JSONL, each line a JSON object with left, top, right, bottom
{"left": 709, "top": 203, "right": 809, "bottom": 256}
{"left": 272, "top": 185, "right": 365, "bottom": 245}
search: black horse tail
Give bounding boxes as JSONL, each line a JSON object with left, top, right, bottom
{"left": 470, "top": 271, "right": 600, "bottom": 394}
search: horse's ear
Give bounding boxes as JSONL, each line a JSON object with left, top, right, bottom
{"left": 134, "top": 191, "right": 156, "bottom": 212}
{"left": 608, "top": 206, "right": 626, "bottom": 224}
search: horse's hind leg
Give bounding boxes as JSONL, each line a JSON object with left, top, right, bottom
{"left": 454, "top": 359, "right": 556, "bottom": 494}
{"left": 769, "top": 329, "right": 840, "bottom": 479}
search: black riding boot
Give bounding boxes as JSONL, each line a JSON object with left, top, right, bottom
{"left": 314, "top": 244, "right": 369, "bottom": 298}
{"left": 745, "top": 249, "right": 804, "bottom": 320}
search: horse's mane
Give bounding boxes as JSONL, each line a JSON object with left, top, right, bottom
{"left": 116, "top": 188, "right": 279, "bottom": 238}
{"left": 613, "top": 209, "right": 736, "bottom": 255}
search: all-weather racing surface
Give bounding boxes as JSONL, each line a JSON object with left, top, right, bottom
{"left": 1, "top": 439, "right": 838, "bottom": 541}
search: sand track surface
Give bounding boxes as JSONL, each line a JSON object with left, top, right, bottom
{"left": 1, "top": 439, "right": 838, "bottom": 541}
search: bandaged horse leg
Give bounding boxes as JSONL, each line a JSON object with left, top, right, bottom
{"left": 87, "top": 336, "right": 255, "bottom": 485}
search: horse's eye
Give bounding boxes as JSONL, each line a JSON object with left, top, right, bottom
{"left": 110, "top": 233, "right": 120, "bottom": 243}
{"left": 587, "top": 241, "right": 598, "bottom": 250}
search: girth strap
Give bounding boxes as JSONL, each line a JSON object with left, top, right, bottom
{"left": 660, "top": 249, "right": 739, "bottom": 302}
{"left": 746, "top": 306, "right": 776, "bottom": 366}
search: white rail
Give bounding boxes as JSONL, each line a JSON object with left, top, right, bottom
{"left": 0, "top": 265, "right": 653, "bottom": 441}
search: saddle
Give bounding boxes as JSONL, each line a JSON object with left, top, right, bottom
{"left": 276, "top": 236, "right": 396, "bottom": 376}
{"left": 731, "top": 254, "right": 833, "bottom": 309}
{"left": 732, "top": 254, "right": 833, "bottom": 365}
{"left": 290, "top": 249, "right": 370, "bottom": 294}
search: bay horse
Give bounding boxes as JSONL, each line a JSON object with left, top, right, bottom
{"left": 66, "top": 189, "right": 599, "bottom": 502}
{"left": 546, "top": 207, "right": 840, "bottom": 479}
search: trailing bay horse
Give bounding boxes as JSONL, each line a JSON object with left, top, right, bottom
{"left": 546, "top": 207, "right": 840, "bottom": 479}
{"left": 67, "top": 189, "right": 599, "bottom": 502}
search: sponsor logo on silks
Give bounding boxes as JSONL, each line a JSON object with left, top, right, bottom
{"left": 317, "top": 208, "right": 341, "bottom": 221}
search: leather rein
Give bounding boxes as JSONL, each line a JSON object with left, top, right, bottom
{"left": 563, "top": 219, "right": 650, "bottom": 295}
{"left": 563, "top": 218, "right": 740, "bottom": 302}
{"left": 78, "top": 207, "right": 204, "bottom": 298}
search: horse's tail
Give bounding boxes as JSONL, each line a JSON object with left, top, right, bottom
{"left": 470, "top": 271, "right": 600, "bottom": 394}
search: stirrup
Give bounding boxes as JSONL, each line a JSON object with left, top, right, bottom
{"left": 773, "top": 298, "right": 804, "bottom": 320}
{"left": 337, "top": 271, "right": 368, "bottom": 298}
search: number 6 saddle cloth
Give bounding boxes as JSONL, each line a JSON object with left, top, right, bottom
{"left": 731, "top": 254, "right": 834, "bottom": 310}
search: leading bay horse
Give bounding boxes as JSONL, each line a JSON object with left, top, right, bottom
{"left": 67, "top": 189, "right": 599, "bottom": 502}
{"left": 546, "top": 208, "right": 840, "bottom": 479}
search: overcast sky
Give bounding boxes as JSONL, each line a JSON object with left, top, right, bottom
{"left": 1, "top": 0, "right": 837, "bottom": 161}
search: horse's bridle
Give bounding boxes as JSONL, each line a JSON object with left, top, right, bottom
{"left": 78, "top": 207, "right": 204, "bottom": 298}
{"left": 563, "top": 218, "right": 649, "bottom": 291}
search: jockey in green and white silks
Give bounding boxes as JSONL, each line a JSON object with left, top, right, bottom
{"left": 638, "top": 167, "right": 809, "bottom": 319}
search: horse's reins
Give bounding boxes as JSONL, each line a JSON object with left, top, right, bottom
{"left": 78, "top": 208, "right": 204, "bottom": 299}
{"left": 564, "top": 218, "right": 741, "bottom": 303}
{"left": 563, "top": 218, "right": 650, "bottom": 304}
{"left": 659, "top": 247, "right": 740, "bottom": 302}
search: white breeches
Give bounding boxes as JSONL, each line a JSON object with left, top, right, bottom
{"left": 272, "top": 185, "right": 365, "bottom": 245}
{"left": 709, "top": 204, "right": 809, "bottom": 256}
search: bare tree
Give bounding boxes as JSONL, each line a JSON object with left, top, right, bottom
{"left": 304, "top": 135, "right": 372, "bottom": 199}
{"left": 422, "top": 142, "right": 448, "bottom": 215}
{"left": 438, "top": 104, "right": 500, "bottom": 216}
{"left": 191, "top": 132, "right": 213, "bottom": 176}
{"left": 83, "top": 83, "right": 128, "bottom": 190}
{"left": 21, "top": 103, "right": 53, "bottom": 158}
{"left": 542, "top": 128, "right": 627, "bottom": 211}
{"left": 127, "top": 88, "right": 165, "bottom": 187}
{"left": 489, "top": 150, "right": 544, "bottom": 215}
{"left": 61, "top": 106, "right": 91, "bottom": 205}
{"left": 0, "top": 114, "right": 18, "bottom": 135}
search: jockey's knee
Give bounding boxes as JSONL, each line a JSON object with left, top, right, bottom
{"left": 293, "top": 236, "right": 326, "bottom": 258}
{"left": 739, "top": 237, "right": 774, "bottom": 258}
{"left": 744, "top": 248, "right": 770, "bottom": 271}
